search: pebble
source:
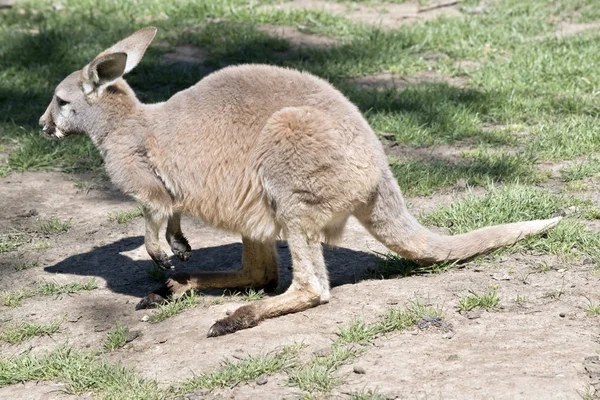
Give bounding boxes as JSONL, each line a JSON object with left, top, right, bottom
{"left": 256, "top": 374, "right": 268, "bottom": 385}
{"left": 141, "top": 315, "right": 149, "bottom": 322}
{"left": 353, "top": 366, "right": 366, "bottom": 374}
{"left": 559, "top": 312, "right": 566, "bottom": 318}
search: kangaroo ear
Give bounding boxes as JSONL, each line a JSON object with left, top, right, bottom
{"left": 84, "top": 52, "right": 127, "bottom": 90}
{"left": 82, "top": 27, "right": 157, "bottom": 94}
{"left": 102, "top": 26, "right": 157, "bottom": 74}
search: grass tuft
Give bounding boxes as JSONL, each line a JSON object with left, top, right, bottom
{"left": 0, "top": 321, "right": 61, "bottom": 344}
{"left": 39, "top": 218, "right": 71, "bottom": 235}
{"left": 148, "top": 291, "right": 200, "bottom": 323}
{"left": 178, "top": 343, "right": 302, "bottom": 394}
{"left": 104, "top": 322, "right": 129, "bottom": 352}
{"left": 108, "top": 207, "right": 144, "bottom": 224}
{"left": 457, "top": 290, "right": 500, "bottom": 312}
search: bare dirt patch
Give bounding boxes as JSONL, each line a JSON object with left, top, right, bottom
{"left": 258, "top": 25, "right": 339, "bottom": 48}
{"left": 535, "top": 20, "right": 600, "bottom": 40}
{"left": 161, "top": 45, "right": 207, "bottom": 66}
{"left": 1, "top": 170, "right": 598, "bottom": 398}
{"left": 352, "top": 71, "right": 467, "bottom": 91}
{"left": 263, "top": 0, "right": 462, "bottom": 29}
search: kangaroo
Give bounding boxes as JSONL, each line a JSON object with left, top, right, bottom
{"left": 40, "top": 27, "right": 560, "bottom": 337}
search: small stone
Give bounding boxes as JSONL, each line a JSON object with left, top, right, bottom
{"left": 185, "top": 394, "right": 201, "bottom": 400}
{"left": 559, "top": 312, "right": 566, "bottom": 318}
{"left": 447, "top": 354, "right": 459, "bottom": 361}
{"left": 442, "top": 331, "right": 455, "bottom": 339}
{"left": 125, "top": 330, "right": 141, "bottom": 343}
{"left": 256, "top": 374, "right": 268, "bottom": 385}
{"left": 67, "top": 314, "right": 82, "bottom": 323}
{"left": 466, "top": 310, "right": 482, "bottom": 319}
{"left": 353, "top": 366, "right": 366, "bottom": 374}
{"left": 492, "top": 272, "right": 510, "bottom": 281}
{"left": 141, "top": 315, "right": 149, "bottom": 322}
{"left": 93, "top": 325, "right": 109, "bottom": 332}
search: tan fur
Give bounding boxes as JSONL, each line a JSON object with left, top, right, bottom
{"left": 40, "top": 28, "right": 561, "bottom": 337}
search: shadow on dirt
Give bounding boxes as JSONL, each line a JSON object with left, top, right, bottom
{"left": 45, "top": 236, "right": 379, "bottom": 299}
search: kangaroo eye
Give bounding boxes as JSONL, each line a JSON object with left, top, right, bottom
{"left": 56, "top": 96, "right": 69, "bottom": 107}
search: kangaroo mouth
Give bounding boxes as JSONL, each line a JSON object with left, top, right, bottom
{"left": 41, "top": 123, "right": 66, "bottom": 139}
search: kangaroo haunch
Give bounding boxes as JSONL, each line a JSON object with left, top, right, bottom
{"left": 40, "top": 27, "right": 560, "bottom": 337}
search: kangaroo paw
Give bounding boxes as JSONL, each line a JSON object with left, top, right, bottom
{"left": 171, "top": 238, "right": 192, "bottom": 262}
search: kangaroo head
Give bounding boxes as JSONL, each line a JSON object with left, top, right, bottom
{"left": 39, "top": 27, "right": 157, "bottom": 142}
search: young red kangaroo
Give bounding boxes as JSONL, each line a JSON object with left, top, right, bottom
{"left": 40, "top": 27, "right": 560, "bottom": 337}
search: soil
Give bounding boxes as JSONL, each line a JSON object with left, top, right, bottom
{"left": 1, "top": 165, "right": 598, "bottom": 399}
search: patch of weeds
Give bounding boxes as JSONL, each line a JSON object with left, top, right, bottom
{"left": 457, "top": 290, "right": 499, "bottom": 312}
{"left": 532, "top": 262, "right": 552, "bottom": 273}
{"left": 379, "top": 300, "right": 444, "bottom": 333}
{"left": 14, "top": 260, "right": 39, "bottom": 271}
{"left": 287, "top": 343, "right": 357, "bottom": 395}
{"left": 367, "top": 252, "right": 454, "bottom": 279}
{"left": 108, "top": 207, "right": 144, "bottom": 224}
{"left": 37, "top": 279, "right": 98, "bottom": 296}
{"left": 351, "top": 389, "right": 386, "bottom": 400}
{"left": 562, "top": 157, "right": 600, "bottom": 181}
{"left": 147, "top": 264, "right": 167, "bottom": 282}
{"left": 337, "top": 318, "right": 380, "bottom": 345}
{"left": 71, "top": 176, "right": 101, "bottom": 194}
{"left": 39, "top": 218, "right": 71, "bottom": 235}
{"left": 0, "top": 320, "right": 61, "bottom": 344}
{"left": 564, "top": 180, "right": 588, "bottom": 192}
{"left": 241, "top": 288, "right": 265, "bottom": 302}
{"left": 545, "top": 289, "right": 565, "bottom": 300}
{"left": 338, "top": 300, "right": 444, "bottom": 345}
{"left": 1, "top": 279, "right": 97, "bottom": 308}
{"left": 577, "top": 385, "right": 597, "bottom": 400}
{"left": 585, "top": 299, "right": 600, "bottom": 317}
{"left": 0, "top": 346, "right": 164, "bottom": 399}
{"left": 30, "top": 241, "right": 51, "bottom": 251}
{"left": 0, "top": 289, "right": 31, "bottom": 307}
{"left": 177, "top": 343, "right": 302, "bottom": 394}
{"left": 514, "top": 294, "right": 528, "bottom": 305}
{"left": 104, "top": 322, "right": 129, "bottom": 352}
{"left": 148, "top": 291, "right": 200, "bottom": 323}
{"left": 0, "top": 232, "right": 30, "bottom": 253}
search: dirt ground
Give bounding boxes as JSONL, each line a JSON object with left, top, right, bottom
{"left": 1, "top": 167, "right": 598, "bottom": 399}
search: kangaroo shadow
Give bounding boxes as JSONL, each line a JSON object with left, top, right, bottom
{"left": 44, "top": 236, "right": 380, "bottom": 299}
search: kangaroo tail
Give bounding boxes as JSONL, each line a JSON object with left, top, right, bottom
{"left": 356, "top": 174, "right": 560, "bottom": 265}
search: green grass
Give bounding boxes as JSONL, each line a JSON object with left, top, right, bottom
{"left": 456, "top": 290, "right": 500, "bottom": 312}
{"left": 178, "top": 344, "right": 302, "bottom": 394}
{"left": 585, "top": 300, "right": 600, "bottom": 317}
{"left": 148, "top": 291, "right": 200, "bottom": 323}
{"left": 37, "top": 279, "right": 98, "bottom": 296}
{"left": 108, "top": 207, "right": 144, "bottom": 224}
{"left": 0, "top": 320, "right": 61, "bottom": 344}
{"left": 39, "top": 218, "right": 71, "bottom": 234}
{"left": 104, "top": 322, "right": 129, "bottom": 352}
{"left": 561, "top": 157, "right": 600, "bottom": 181}
{"left": 0, "top": 346, "right": 164, "bottom": 400}
{"left": 287, "top": 343, "right": 357, "bottom": 394}
{"left": 0, "top": 279, "right": 98, "bottom": 307}
{"left": 241, "top": 288, "right": 266, "bottom": 302}
{"left": 420, "top": 184, "right": 600, "bottom": 261}
{"left": 336, "top": 300, "right": 444, "bottom": 345}
{"left": 368, "top": 251, "right": 455, "bottom": 279}
{"left": 0, "top": 231, "right": 30, "bottom": 253}
{"left": 14, "top": 260, "right": 39, "bottom": 271}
